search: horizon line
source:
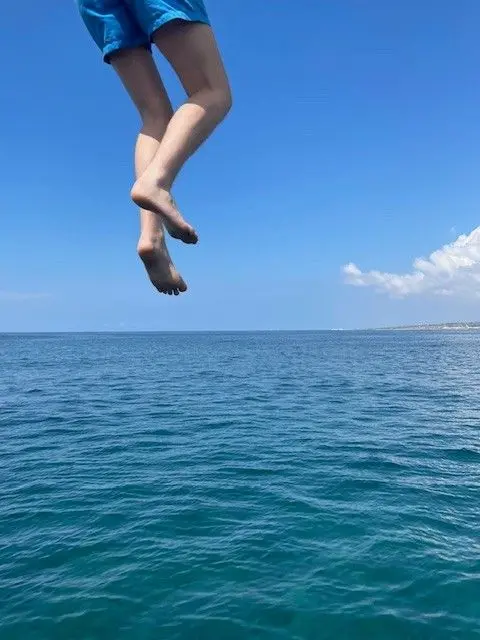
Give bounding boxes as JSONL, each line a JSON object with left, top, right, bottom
{"left": 2, "top": 323, "right": 480, "bottom": 335}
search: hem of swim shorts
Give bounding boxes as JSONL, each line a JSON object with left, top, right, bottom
{"left": 149, "top": 10, "right": 211, "bottom": 40}
{"left": 103, "top": 39, "right": 152, "bottom": 64}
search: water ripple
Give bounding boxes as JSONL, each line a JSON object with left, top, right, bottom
{"left": 1, "top": 331, "right": 479, "bottom": 639}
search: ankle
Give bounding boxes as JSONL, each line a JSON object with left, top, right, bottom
{"left": 153, "top": 169, "right": 174, "bottom": 192}
{"left": 139, "top": 211, "right": 163, "bottom": 236}
{"left": 133, "top": 171, "right": 174, "bottom": 197}
{"left": 138, "top": 230, "right": 163, "bottom": 252}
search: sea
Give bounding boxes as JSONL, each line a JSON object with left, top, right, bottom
{"left": 1, "top": 331, "right": 479, "bottom": 639}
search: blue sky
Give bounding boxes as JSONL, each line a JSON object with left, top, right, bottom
{"left": 2, "top": 0, "right": 480, "bottom": 331}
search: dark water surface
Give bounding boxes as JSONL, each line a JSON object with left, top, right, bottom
{"left": 1, "top": 331, "right": 479, "bottom": 639}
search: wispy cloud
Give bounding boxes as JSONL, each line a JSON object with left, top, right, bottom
{"left": 343, "top": 227, "right": 480, "bottom": 298}
{"left": 0, "top": 291, "right": 52, "bottom": 302}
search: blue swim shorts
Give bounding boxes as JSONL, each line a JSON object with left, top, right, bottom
{"left": 77, "top": 0, "right": 210, "bottom": 63}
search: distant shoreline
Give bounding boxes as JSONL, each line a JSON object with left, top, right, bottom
{"left": 0, "top": 322, "right": 480, "bottom": 337}
{"left": 1, "top": 324, "right": 480, "bottom": 334}
{"left": 377, "top": 322, "right": 480, "bottom": 331}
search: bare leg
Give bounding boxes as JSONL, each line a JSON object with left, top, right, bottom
{"left": 131, "top": 22, "right": 232, "bottom": 243}
{"left": 111, "top": 48, "right": 187, "bottom": 295}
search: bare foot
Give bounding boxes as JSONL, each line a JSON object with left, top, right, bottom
{"left": 131, "top": 175, "right": 198, "bottom": 245}
{"left": 137, "top": 234, "right": 187, "bottom": 296}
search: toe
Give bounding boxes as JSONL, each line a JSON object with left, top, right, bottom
{"left": 151, "top": 281, "right": 163, "bottom": 294}
{"left": 178, "top": 226, "right": 198, "bottom": 244}
{"left": 188, "top": 229, "right": 199, "bottom": 244}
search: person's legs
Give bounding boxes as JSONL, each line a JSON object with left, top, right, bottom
{"left": 111, "top": 47, "right": 187, "bottom": 294}
{"left": 130, "top": 21, "right": 232, "bottom": 242}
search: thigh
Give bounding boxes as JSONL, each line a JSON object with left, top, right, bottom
{"left": 152, "top": 21, "right": 230, "bottom": 96}
{"left": 111, "top": 47, "right": 172, "bottom": 120}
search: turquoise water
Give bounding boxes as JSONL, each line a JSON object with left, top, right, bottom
{"left": 1, "top": 331, "right": 479, "bottom": 639}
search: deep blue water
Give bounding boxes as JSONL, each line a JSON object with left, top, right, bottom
{"left": 1, "top": 331, "right": 479, "bottom": 639}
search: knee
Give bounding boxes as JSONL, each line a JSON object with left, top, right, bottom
{"left": 221, "top": 86, "right": 233, "bottom": 115}
{"left": 209, "top": 85, "right": 233, "bottom": 121}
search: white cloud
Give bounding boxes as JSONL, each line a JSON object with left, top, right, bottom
{"left": 343, "top": 226, "right": 480, "bottom": 298}
{"left": 0, "top": 291, "right": 51, "bottom": 302}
